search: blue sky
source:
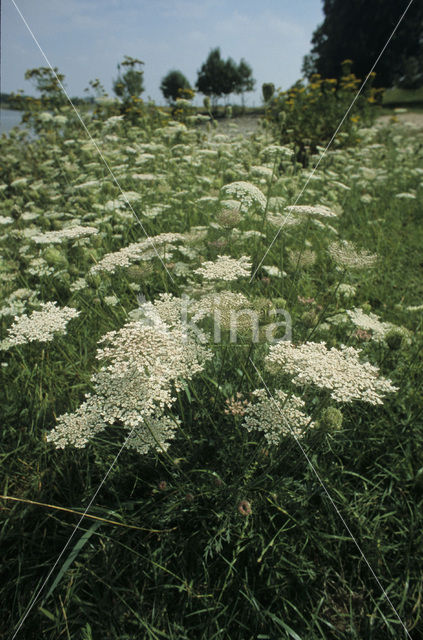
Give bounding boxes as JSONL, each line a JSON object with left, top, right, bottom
{"left": 3, "top": 0, "right": 324, "bottom": 106}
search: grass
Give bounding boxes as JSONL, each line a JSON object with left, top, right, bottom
{"left": 382, "top": 87, "right": 423, "bottom": 107}
{"left": 0, "top": 100, "right": 423, "bottom": 639}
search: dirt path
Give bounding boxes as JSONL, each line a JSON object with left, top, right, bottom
{"left": 207, "top": 111, "right": 423, "bottom": 144}
{"left": 376, "top": 110, "right": 423, "bottom": 129}
{"left": 207, "top": 114, "right": 263, "bottom": 137}
{"left": 207, "top": 110, "right": 423, "bottom": 141}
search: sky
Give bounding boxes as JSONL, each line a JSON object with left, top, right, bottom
{"left": 2, "top": 0, "right": 324, "bottom": 106}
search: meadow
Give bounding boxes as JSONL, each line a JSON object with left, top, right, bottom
{"left": 1, "top": 97, "right": 423, "bottom": 639}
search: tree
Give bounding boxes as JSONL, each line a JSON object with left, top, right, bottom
{"left": 234, "top": 59, "right": 255, "bottom": 105}
{"left": 302, "top": 0, "right": 423, "bottom": 87}
{"left": 113, "top": 56, "right": 144, "bottom": 101}
{"left": 196, "top": 48, "right": 227, "bottom": 106}
{"left": 262, "top": 82, "right": 275, "bottom": 103}
{"left": 196, "top": 48, "right": 255, "bottom": 107}
{"left": 160, "top": 70, "right": 192, "bottom": 103}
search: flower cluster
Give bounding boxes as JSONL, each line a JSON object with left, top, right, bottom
{"left": 192, "top": 291, "right": 250, "bottom": 329}
{"left": 328, "top": 307, "right": 411, "bottom": 344}
{"left": 241, "top": 388, "right": 314, "bottom": 444}
{"left": 216, "top": 208, "right": 242, "bottom": 229}
{"left": 90, "top": 232, "right": 184, "bottom": 274}
{"left": 47, "top": 295, "right": 212, "bottom": 454}
{"left": 1, "top": 302, "right": 79, "bottom": 349}
{"left": 194, "top": 255, "right": 252, "bottom": 281}
{"left": 284, "top": 204, "right": 337, "bottom": 218}
{"left": 265, "top": 341, "right": 398, "bottom": 405}
{"left": 336, "top": 283, "right": 356, "bottom": 299}
{"left": 329, "top": 240, "right": 377, "bottom": 269}
{"left": 0, "top": 288, "right": 39, "bottom": 318}
{"left": 345, "top": 307, "right": 408, "bottom": 342}
{"left": 31, "top": 226, "right": 99, "bottom": 244}
{"left": 220, "top": 181, "right": 267, "bottom": 212}
{"left": 224, "top": 393, "right": 250, "bottom": 416}
{"left": 289, "top": 249, "right": 316, "bottom": 267}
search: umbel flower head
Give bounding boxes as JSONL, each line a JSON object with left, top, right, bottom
{"left": 90, "top": 232, "right": 184, "bottom": 274}
{"left": 242, "top": 388, "right": 314, "bottom": 444}
{"left": 192, "top": 290, "right": 250, "bottom": 328}
{"left": 284, "top": 204, "right": 337, "bottom": 218}
{"left": 328, "top": 240, "right": 377, "bottom": 269}
{"left": 341, "top": 307, "right": 411, "bottom": 343}
{"left": 1, "top": 302, "right": 79, "bottom": 349}
{"left": 47, "top": 295, "right": 212, "bottom": 455}
{"left": 265, "top": 341, "right": 398, "bottom": 405}
{"left": 194, "top": 255, "right": 252, "bottom": 281}
{"left": 220, "top": 181, "right": 267, "bottom": 212}
{"left": 31, "top": 225, "right": 99, "bottom": 244}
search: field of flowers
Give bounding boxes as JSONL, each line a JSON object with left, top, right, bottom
{"left": 1, "top": 102, "right": 423, "bottom": 639}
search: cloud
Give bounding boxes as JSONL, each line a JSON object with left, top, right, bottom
{"left": 4, "top": 0, "right": 323, "bottom": 104}
{"left": 155, "top": 0, "right": 225, "bottom": 20}
{"left": 215, "top": 10, "right": 306, "bottom": 44}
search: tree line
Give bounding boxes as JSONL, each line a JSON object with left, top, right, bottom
{"left": 112, "top": 48, "right": 256, "bottom": 107}
{"left": 303, "top": 0, "right": 423, "bottom": 89}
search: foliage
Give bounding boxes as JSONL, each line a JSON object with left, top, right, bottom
{"left": 302, "top": 0, "right": 423, "bottom": 88}
{"left": 262, "top": 82, "right": 275, "bottom": 103}
{"left": 161, "top": 70, "right": 192, "bottom": 103}
{"left": 111, "top": 57, "right": 151, "bottom": 124}
{"left": 233, "top": 59, "right": 255, "bottom": 106}
{"left": 396, "top": 52, "right": 423, "bottom": 90}
{"left": 113, "top": 56, "right": 145, "bottom": 102}
{"left": 382, "top": 86, "right": 423, "bottom": 106}
{"left": 196, "top": 47, "right": 255, "bottom": 107}
{"left": 85, "top": 78, "right": 108, "bottom": 99}
{"left": 24, "top": 67, "right": 67, "bottom": 108}
{"left": 265, "top": 63, "right": 383, "bottom": 165}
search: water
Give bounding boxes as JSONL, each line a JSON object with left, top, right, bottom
{"left": 0, "top": 109, "right": 27, "bottom": 135}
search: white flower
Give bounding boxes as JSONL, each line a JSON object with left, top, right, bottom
{"left": 31, "top": 226, "right": 98, "bottom": 244}
{"left": 284, "top": 204, "right": 337, "bottom": 218}
{"left": 394, "top": 192, "right": 416, "bottom": 199}
{"left": 330, "top": 307, "right": 412, "bottom": 344}
{"left": 104, "top": 295, "right": 119, "bottom": 307}
{"left": 1, "top": 302, "right": 79, "bottom": 349}
{"left": 406, "top": 303, "right": 423, "bottom": 312}
{"left": 53, "top": 115, "right": 67, "bottom": 126}
{"left": 329, "top": 240, "right": 377, "bottom": 269}
{"left": 91, "top": 233, "right": 184, "bottom": 274}
{"left": 261, "top": 145, "right": 294, "bottom": 159}
{"left": 266, "top": 341, "right": 398, "bottom": 405}
{"left": 192, "top": 290, "right": 251, "bottom": 330}
{"left": 336, "top": 283, "right": 356, "bottom": 299}
{"left": 38, "top": 112, "right": 54, "bottom": 122}
{"left": 194, "top": 255, "right": 252, "bottom": 281}
{"left": 131, "top": 173, "right": 158, "bottom": 181}
{"left": 262, "top": 265, "right": 284, "bottom": 278}
{"left": 242, "top": 389, "right": 314, "bottom": 444}
{"left": 47, "top": 295, "right": 212, "bottom": 454}
{"left": 73, "top": 180, "right": 100, "bottom": 190}
{"left": 250, "top": 165, "right": 274, "bottom": 179}
{"left": 220, "top": 181, "right": 267, "bottom": 212}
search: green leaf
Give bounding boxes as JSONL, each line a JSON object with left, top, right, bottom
{"left": 41, "top": 520, "right": 102, "bottom": 604}
{"left": 39, "top": 607, "right": 55, "bottom": 621}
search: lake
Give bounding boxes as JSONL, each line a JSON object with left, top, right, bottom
{"left": 0, "top": 109, "right": 27, "bottom": 135}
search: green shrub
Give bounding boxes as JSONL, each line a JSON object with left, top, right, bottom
{"left": 266, "top": 63, "right": 383, "bottom": 165}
